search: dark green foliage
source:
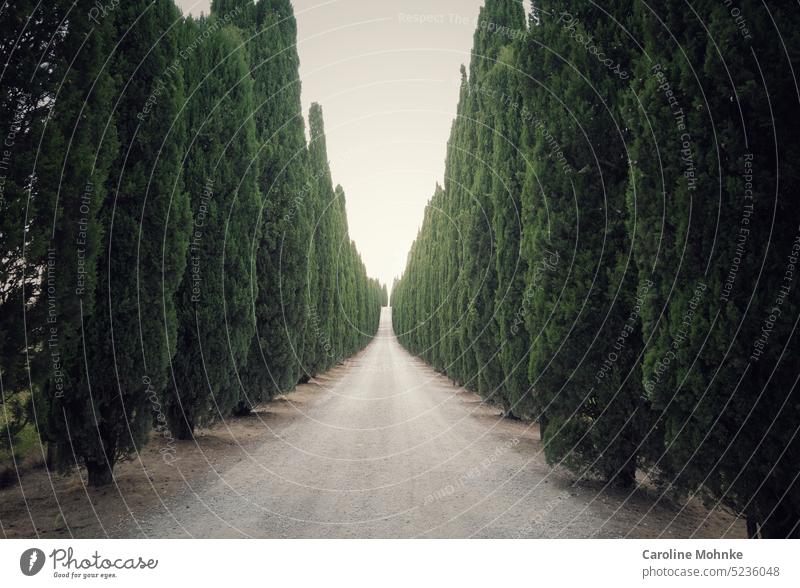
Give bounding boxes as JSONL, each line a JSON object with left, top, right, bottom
{"left": 443, "top": 68, "right": 476, "bottom": 387}
{"left": 3, "top": 0, "right": 797, "bottom": 537}
{"left": 1, "top": 1, "right": 119, "bottom": 460}
{"left": 222, "top": 2, "right": 381, "bottom": 411}
{"left": 627, "top": 0, "right": 800, "bottom": 536}
{"left": 237, "top": 0, "right": 312, "bottom": 405}
{"left": 65, "top": 0, "right": 191, "bottom": 486}
{"left": 305, "top": 103, "right": 337, "bottom": 374}
{"left": 394, "top": 0, "right": 800, "bottom": 531}
{"left": 0, "top": 1, "right": 74, "bottom": 451}
{"left": 519, "top": 0, "right": 644, "bottom": 487}
{"left": 464, "top": 1, "right": 526, "bottom": 410}
{"left": 394, "top": 1, "right": 526, "bottom": 412}
{"left": 165, "top": 18, "right": 260, "bottom": 439}
{"left": 38, "top": 1, "right": 121, "bottom": 467}
{"left": 1, "top": 0, "right": 381, "bottom": 488}
{"left": 487, "top": 44, "right": 532, "bottom": 418}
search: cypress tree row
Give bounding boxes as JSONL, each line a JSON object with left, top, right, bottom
{"left": 2, "top": 0, "right": 383, "bottom": 486}
{"left": 301, "top": 104, "right": 382, "bottom": 373}
{"left": 394, "top": 0, "right": 527, "bottom": 412}
{"left": 381, "top": 284, "right": 389, "bottom": 307}
{"left": 393, "top": 0, "right": 800, "bottom": 534}
{"left": 626, "top": 0, "right": 800, "bottom": 536}
{"left": 227, "top": 1, "right": 382, "bottom": 409}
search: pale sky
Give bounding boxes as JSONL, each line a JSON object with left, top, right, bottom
{"left": 176, "top": 0, "right": 528, "bottom": 287}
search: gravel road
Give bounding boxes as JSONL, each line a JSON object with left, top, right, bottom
{"left": 125, "top": 309, "right": 742, "bottom": 538}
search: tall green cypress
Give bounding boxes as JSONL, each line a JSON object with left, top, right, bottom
{"left": 238, "top": 0, "right": 311, "bottom": 407}
{"left": 61, "top": 0, "right": 191, "bottom": 486}
{"left": 331, "top": 185, "right": 353, "bottom": 359}
{"left": 519, "top": 0, "right": 643, "bottom": 486}
{"left": 39, "top": 0, "right": 120, "bottom": 464}
{"left": 305, "top": 103, "right": 337, "bottom": 373}
{"left": 443, "top": 67, "right": 474, "bottom": 386}
{"left": 464, "top": 1, "right": 526, "bottom": 408}
{"left": 487, "top": 43, "right": 532, "bottom": 418}
{"left": 426, "top": 185, "right": 446, "bottom": 371}
{"left": 165, "top": 17, "right": 260, "bottom": 439}
{"left": 717, "top": 3, "right": 800, "bottom": 537}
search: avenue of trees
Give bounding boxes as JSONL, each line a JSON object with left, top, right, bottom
{"left": 392, "top": 0, "right": 799, "bottom": 538}
{"left": 1, "top": 0, "right": 382, "bottom": 486}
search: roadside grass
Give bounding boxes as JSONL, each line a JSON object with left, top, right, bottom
{"left": 1, "top": 395, "right": 45, "bottom": 488}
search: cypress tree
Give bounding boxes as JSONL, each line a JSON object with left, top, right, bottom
{"left": 39, "top": 0, "right": 120, "bottom": 463}
{"left": 305, "top": 103, "right": 337, "bottom": 373}
{"left": 331, "top": 185, "right": 352, "bottom": 359}
{"left": 427, "top": 186, "right": 447, "bottom": 372}
{"left": 165, "top": 17, "right": 260, "bottom": 439}
{"left": 59, "top": 0, "right": 191, "bottom": 486}
{"left": 464, "top": 1, "right": 526, "bottom": 409}
{"left": 238, "top": 0, "right": 311, "bottom": 408}
{"left": 0, "top": 1, "right": 118, "bottom": 460}
{"left": 486, "top": 43, "right": 532, "bottom": 418}
{"left": 519, "top": 0, "right": 643, "bottom": 486}
{"left": 443, "top": 67, "right": 475, "bottom": 386}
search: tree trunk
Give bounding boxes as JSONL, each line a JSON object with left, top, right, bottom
{"left": 539, "top": 414, "right": 549, "bottom": 441}
{"left": 46, "top": 443, "right": 57, "bottom": 470}
{"left": 758, "top": 500, "right": 800, "bottom": 538}
{"left": 611, "top": 456, "right": 636, "bottom": 489}
{"left": 611, "top": 428, "right": 638, "bottom": 489}
{"left": 86, "top": 459, "right": 114, "bottom": 487}
{"left": 746, "top": 516, "right": 759, "bottom": 539}
{"left": 85, "top": 437, "right": 117, "bottom": 487}
{"left": 173, "top": 416, "right": 195, "bottom": 441}
{"left": 232, "top": 401, "right": 252, "bottom": 417}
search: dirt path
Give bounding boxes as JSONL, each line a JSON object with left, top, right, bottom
{"left": 0, "top": 309, "right": 744, "bottom": 538}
